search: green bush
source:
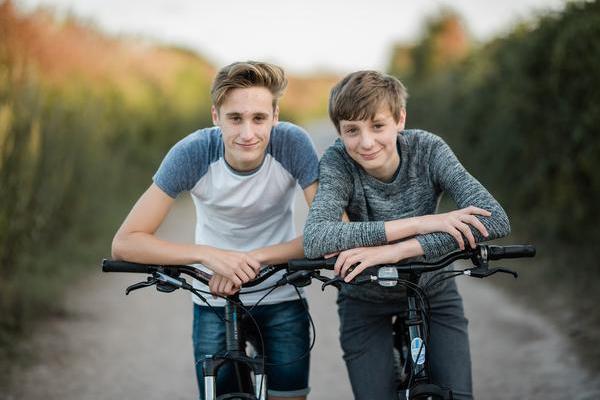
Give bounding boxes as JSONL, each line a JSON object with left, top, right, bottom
{"left": 391, "top": 0, "right": 600, "bottom": 252}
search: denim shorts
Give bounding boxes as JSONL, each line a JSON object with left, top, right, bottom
{"left": 192, "top": 299, "right": 311, "bottom": 399}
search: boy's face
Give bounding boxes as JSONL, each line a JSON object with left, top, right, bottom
{"left": 339, "top": 105, "right": 406, "bottom": 181}
{"left": 212, "top": 87, "right": 278, "bottom": 172}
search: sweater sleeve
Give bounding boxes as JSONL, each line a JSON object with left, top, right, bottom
{"left": 415, "top": 134, "right": 511, "bottom": 259}
{"left": 303, "top": 147, "right": 387, "bottom": 259}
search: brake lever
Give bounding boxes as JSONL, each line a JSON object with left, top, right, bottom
{"left": 321, "top": 276, "right": 343, "bottom": 291}
{"left": 465, "top": 266, "right": 518, "bottom": 279}
{"left": 126, "top": 277, "right": 157, "bottom": 295}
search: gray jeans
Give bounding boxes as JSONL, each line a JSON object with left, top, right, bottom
{"left": 337, "top": 279, "right": 473, "bottom": 400}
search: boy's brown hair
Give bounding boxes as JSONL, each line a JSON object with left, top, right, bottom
{"left": 211, "top": 61, "right": 287, "bottom": 110}
{"left": 329, "top": 70, "right": 408, "bottom": 133}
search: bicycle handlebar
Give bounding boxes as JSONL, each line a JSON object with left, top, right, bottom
{"left": 102, "top": 244, "right": 536, "bottom": 294}
{"left": 287, "top": 257, "right": 337, "bottom": 271}
{"left": 487, "top": 245, "right": 536, "bottom": 260}
{"left": 288, "top": 244, "right": 536, "bottom": 275}
{"left": 101, "top": 259, "right": 287, "bottom": 288}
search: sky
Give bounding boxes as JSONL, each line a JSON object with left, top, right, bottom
{"left": 17, "top": 0, "right": 566, "bottom": 74}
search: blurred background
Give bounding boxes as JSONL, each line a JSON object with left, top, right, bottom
{"left": 1, "top": 0, "right": 599, "bottom": 398}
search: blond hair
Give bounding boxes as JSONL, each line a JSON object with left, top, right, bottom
{"left": 211, "top": 61, "right": 288, "bottom": 110}
{"left": 329, "top": 70, "right": 408, "bottom": 133}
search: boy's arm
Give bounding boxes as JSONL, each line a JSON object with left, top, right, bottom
{"left": 303, "top": 144, "right": 495, "bottom": 261}
{"left": 249, "top": 181, "right": 319, "bottom": 265}
{"left": 303, "top": 150, "right": 389, "bottom": 259}
{"left": 111, "top": 184, "right": 259, "bottom": 286}
{"left": 414, "top": 136, "right": 511, "bottom": 259}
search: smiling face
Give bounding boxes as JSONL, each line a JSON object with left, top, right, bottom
{"left": 212, "top": 86, "right": 279, "bottom": 172}
{"left": 339, "top": 105, "right": 406, "bottom": 182}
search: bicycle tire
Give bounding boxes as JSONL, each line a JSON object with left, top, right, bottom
{"left": 409, "top": 383, "right": 446, "bottom": 400}
{"left": 216, "top": 393, "right": 258, "bottom": 400}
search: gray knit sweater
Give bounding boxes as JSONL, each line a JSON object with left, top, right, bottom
{"left": 303, "top": 129, "right": 511, "bottom": 302}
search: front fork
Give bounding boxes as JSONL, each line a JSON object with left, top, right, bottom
{"left": 404, "top": 288, "right": 453, "bottom": 400}
{"left": 203, "top": 294, "right": 267, "bottom": 400}
{"left": 406, "top": 295, "right": 428, "bottom": 381}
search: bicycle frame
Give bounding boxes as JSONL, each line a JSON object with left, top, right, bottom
{"left": 397, "top": 272, "right": 452, "bottom": 400}
{"left": 202, "top": 293, "right": 267, "bottom": 400}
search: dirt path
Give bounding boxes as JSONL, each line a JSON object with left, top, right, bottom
{"left": 5, "top": 122, "right": 600, "bottom": 399}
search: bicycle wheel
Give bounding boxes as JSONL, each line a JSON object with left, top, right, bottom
{"left": 216, "top": 394, "right": 258, "bottom": 400}
{"left": 409, "top": 383, "right": 446, "bottom": 400}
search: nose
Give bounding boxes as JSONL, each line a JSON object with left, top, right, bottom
{"left": 359, "top": 132, "right": 374, "bottom": 149}
{"left": 239, "top": 121, "right": 254, "bottom": 142}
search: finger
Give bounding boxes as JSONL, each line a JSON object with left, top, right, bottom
{"left": 247, "top": 257, "right": 262, "bottom": 272}
{"left": 220, "top": 279, "right": 232, "bottom": 296}
{"left": 243, "top": 263, "right": 258, "bottom": 280}
{"left": 228, "top": 272, "right": 242, "bottom": 287}
{"left": 236, "top": 264, "right": 253, "bottom": 282}
{"left": 341, "top": 255, "right": 360, "bottom": 278}
{"left": 334, "top": 251, "right": 349, "bottom": 275}
{"left": 457, "top": 222, "right": 477, "bottom": 249}
{"left": 223, "top": 280, "right": 232, "bottom": 295}
{"left": 466, "top": 206, "right": 491, "bottom": 217}
{"left": 226, "top": 281, "right": 238, "bottom": 296}
{"left": 450, "top": 227, "right": 465, "bottom": 250}
{"left": 209, "top": 276, "right": 219, "bottom": 298}
{"left": 235, "top": 261, "right": 255, "bottom": 283}
{"left": 325, "top": 251, "right": 340, "bottom": 259}
{"left": 344, "top": 262, "right": 368, "bottom": 283}
{"left": 464, "top": 215, "right": 489, "bottom": 237}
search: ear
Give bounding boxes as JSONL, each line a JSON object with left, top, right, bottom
{"left": 273, "top": 105, "right": 280, "bottom": 124}
{"left": 396, "top": 108, "right": 407, "bottom": 131}
{"left": 211, "top": 105, "right": 219, "bottom": 126}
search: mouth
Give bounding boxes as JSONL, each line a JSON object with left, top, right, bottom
{"left": 235, "top": 142, "right": 260, "bottom": 149}
{"left": 359, "top": 149, "right": 382, "bottom": 160}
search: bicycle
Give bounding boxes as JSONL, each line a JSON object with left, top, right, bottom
{"left": 286, "top": 243, "right": 536, "bottom": 400}
{"left": 102, "top": 243, "right": 535, "bottom": 400}
{"left": 101, "top": 258, "right": 315, "bottom": 400}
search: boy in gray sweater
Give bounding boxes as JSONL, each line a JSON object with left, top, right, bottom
{"left": 303, "top": 71, "right": 510, "bottom": 400}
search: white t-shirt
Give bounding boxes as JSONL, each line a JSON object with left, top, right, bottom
{"left": 153, "top": 122, "right": 319, "bottom": 306}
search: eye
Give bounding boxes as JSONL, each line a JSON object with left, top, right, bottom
{"left": 229, "top": 116, "right": 242, "bottom": 123}
{"left": 373, "top": 123, "right": 385, "bottom": 130}
{"left": 344, "top": 127, "right": 359, "bottom": 136}
{"left": 254, "top": 115, "right": 266, "bottom": 123}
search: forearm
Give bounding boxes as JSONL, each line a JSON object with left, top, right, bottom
{"left": 396, "top": 238, "right": 425, "bottom": 259}
{"left": 111, "top": 232, "right": 207, "bottom": 265}
{"left": 384, "top": 217, "right": 423, "bottom": 242}
{"left": 416, "top": 205, "right": 511, "bottom": 259}
{"left": 250, "top": 236, "right": 305, "bottom": 265}
{"left": 303, "top": 220, "right": 387, "bottom": 259}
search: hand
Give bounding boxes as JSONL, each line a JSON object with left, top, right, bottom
{"left": 208, "top": 274, "right": 241, "bottom": 297}
{"left": 202, "top": 247, "right": 261, "bottom": 287}
{"left": 334, "top": 243, "right": 404, "bottom": 283}
{"left": 417, "top": 206, "right": 491, "bottom": 249}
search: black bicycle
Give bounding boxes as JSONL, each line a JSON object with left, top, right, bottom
{"left": 286, "top": 244, "right": 536, "bottom": 400}
{"left": 101, "top": 258, "right": 313, "bottom": 400}
{"left": 102, "top": 243, "right": 534, "bottom": 400}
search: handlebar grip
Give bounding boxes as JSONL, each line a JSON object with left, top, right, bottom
{"left": 288, "top": 258, "right": 337, "bottom": 271}
{"left": 487, "top": 245, "right": 536, "bottom": 260}
{"left": 102, "top": 259, "right": 157, "bottom": 273}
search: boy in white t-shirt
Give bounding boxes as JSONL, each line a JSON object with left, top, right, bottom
{"left": 112, "top": 61, "right": 318, "bottom": 400}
